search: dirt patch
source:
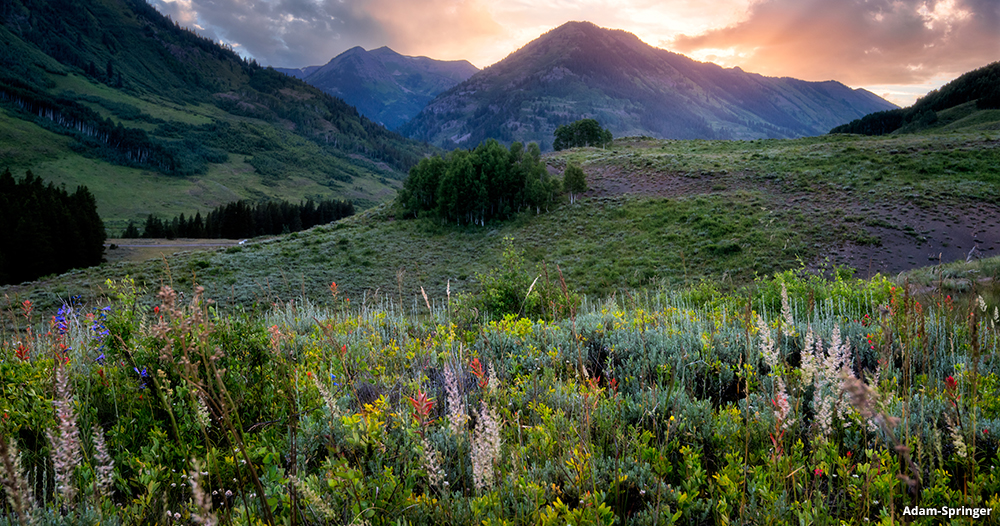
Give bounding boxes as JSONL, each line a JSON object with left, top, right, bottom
{"left": 574, "top": 165, "right": 1000, "bottom": 278}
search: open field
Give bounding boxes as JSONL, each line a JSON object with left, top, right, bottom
{"left": 2, "top": 131, "right": 1000, "bottom": 525}
{"left": 103, "top": 239, "right": 246, "bottom": 265}
{"left": 3, "top": 131, "right": 999, "bottom": 316}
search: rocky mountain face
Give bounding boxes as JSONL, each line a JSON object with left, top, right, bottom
{"left": 278, "top": 47, "right": 478, "bottom": 130}
{"left": 399, "top": 21, "right": 897, "bottom": 150}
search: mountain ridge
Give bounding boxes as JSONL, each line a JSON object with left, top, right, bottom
{"left": 400, "top": 21, "right": 897, "bottom": 149}
{"left": 0, "top": 0, "right": 432, "bottom": 228}
{"left": 276, "top": 46, "right": 478, "bottom": 130}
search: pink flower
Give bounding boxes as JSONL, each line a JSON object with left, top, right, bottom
{"left": 814, "top": 468, "right": 823, "bottom": 476}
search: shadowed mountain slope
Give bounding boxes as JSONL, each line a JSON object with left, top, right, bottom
{"left": 277, "top": 47, "right": 478, "bottom": 130}
{"left": 401, "top": 21, "right": 896, "bottom": 150}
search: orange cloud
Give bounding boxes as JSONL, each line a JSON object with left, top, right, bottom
{"left": 671, "top": 0, "right": 999, "bottom": 86}
{"left": 364, "top": 0, "right": 505, "bottom": 64}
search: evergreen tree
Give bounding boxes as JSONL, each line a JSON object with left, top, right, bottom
{"left": 0, "top": 169, "right": 106, "bottom": 285}
{"left": 121, "top": 220, "right": 141, "bottom": 238}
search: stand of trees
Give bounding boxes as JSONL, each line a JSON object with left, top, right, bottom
{"left": 122, "top": 197, "right": 354, "bottom": 239}
{"left": 552, "top": 119, "right": 612, "bottom": 151}
{"left": 0, "top": 169, "right": 106, "bottom": 285}
{"left": 397, "top": 140, "right": 560, "bottom": 225}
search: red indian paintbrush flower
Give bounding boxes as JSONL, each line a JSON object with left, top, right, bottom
{"left": 406, "top": 388, "right": 435, "bottom": 436}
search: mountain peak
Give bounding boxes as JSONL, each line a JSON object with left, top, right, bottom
{"left": 400, "top": 22, "right": 896, "bottom": 148}
{"left": 288, "top": 46, "right": 477, "bottom": 129}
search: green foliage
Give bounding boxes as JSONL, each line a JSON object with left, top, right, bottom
{"left": 832, "top": 61, "right": 1000, "bottom": 135}
{"left": 563, "top": 163, "right": 587, "bottom": 203}
{"left": 553, "top": 119, "right": 613, "bottom": 151}
{"left": 473, "top": 237, "right": 579, "bottom": 321}
{"left": 398, "top": 140, "right": 559, "bottom": 224}
{"left": 0, "top": 0, "right": 432, "bottom": 220}
{"left": 3, "top": 270, "right": 998, "bottom": 524}
{"left": 0, "top": 168, "right": 105, "bottom": 284}
{"left": 130, "top": 197, "right": 354, "bottom": 239}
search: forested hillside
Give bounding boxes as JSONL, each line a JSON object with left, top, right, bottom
{"left": 831, "top": 61, "right": 1000, "bottom": 135}
{"left": 0, "top": 0, "right": 433, "bottom": 227}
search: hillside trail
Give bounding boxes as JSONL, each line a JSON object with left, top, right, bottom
{"left": 573, "top": 164, "right": 1000, "bottom": 278}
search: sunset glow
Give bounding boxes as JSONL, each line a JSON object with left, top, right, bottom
{"left": 152, "top": 0, "right": 999, "bottom": 106}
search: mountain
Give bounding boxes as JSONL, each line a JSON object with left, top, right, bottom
{"left": 831, "top": 61, "right": 1000, "bottom": 135}
{"left": 400, "top": 21, "right": 897, "bottom": 150}
{"left": 273, "top": 65, "right": 323, "bottom": 79}
{"left": 0, "top": 0, "right": 431, "bottom": 231}
{"left": 278, "top": 47, "right": 478, "bottom": 130}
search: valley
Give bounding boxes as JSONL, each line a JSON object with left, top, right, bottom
{"left": 4, "top": 130, "right": 998, "bottom": 315}
{"left": 2, "top": 2, "right": 1000, "bottom": 523}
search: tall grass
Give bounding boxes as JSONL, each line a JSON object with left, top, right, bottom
{"left": 0, "top": 268, "right": 998, "bottom": 525}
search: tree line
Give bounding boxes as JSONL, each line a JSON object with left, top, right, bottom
{"left": 0, "top": 169, "right": 106, "bottom": 285}
{"left": 0, "top": 78, "right": 215, "bottom": 175}
{"left": 396, "top": 139, "right": 562, "bottom": 225}
{"left": 122, "top": 198, "right": 354, "bottom": 239}
{"left": 831, "top": 61, "right": 1000, "bottom": 135}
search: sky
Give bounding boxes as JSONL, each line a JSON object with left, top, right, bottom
{"left": 151, "top": 0, "right": 1000, "bottom": 107}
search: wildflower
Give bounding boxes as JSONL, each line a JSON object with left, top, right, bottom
{"left": 14, "top": 343, "right": 29, "bottom": 361}
{"left": 0, "top": 438, "right": 36, "bottom": 523}
{"left": 471, "top": 401, "right": 502, "bottom": 492}
{"left": 406, "top": 388, "right": 435, "bottom": 435}
{"left": 420, "top": 438, "right": 446, "bottom": 491}
{"left": 194, "top": 395, "right": 211, "bottom": 429}
{"left": 470, "top": 357, "right": 487, "bottom": 388}
{"left": 48, "top": 365, "right": 82, "bottom": 505}
{"left": 92, "top": 425, "right": 115, "bottom": 499}
{"left": 814, "top": 467, "right": 823, "bottom": 476}
{"left": 945, "top": 376, "right": 960, "bottom": 407}
{"left": 190, "top": 459, "right": 217, "bottom": 526}
{"left": 444, "top": 364, "right": 467, "bottom": 433}
{"left": 134, "top": 367, "right": 150, "bottom": 389}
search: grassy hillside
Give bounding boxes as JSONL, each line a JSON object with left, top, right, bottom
{"left": 2, "top": 128, "right": 1000, "bottom": 524}
{"left": 831, "top": 61, "right": 1000, "bottom": 135}
{"left": 0, "top": 0, "right": 432, "bottom": 232}
{"left": 2, "top": 130, "right": 997, "bottom": 316}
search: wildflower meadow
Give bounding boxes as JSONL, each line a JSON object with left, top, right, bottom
{"left": 1, "top": 266, "right": 999, "bottom": 525}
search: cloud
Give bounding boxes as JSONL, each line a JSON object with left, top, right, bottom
{"left": 152, "top": 0, "right": 504, "bottom": 67}
{"left": 670, "top": 0, "right": 1000, "bottom": 86}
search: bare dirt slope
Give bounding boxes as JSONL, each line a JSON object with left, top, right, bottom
{"left": 576, "top": 165, "right": 1000, "bottom": 278}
